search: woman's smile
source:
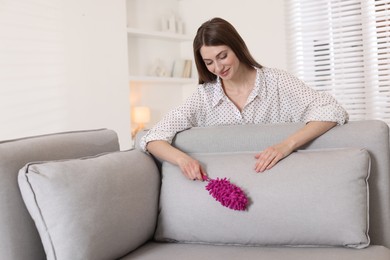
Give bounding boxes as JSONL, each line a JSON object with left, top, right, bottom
{"left": 220, "top": 68, "right": 230, "bottom": 77}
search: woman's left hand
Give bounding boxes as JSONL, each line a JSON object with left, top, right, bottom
{"left": 254, "top": 143, "right": 293, "bottom": 172}
{"left": 254, "top": 121, "right": 338, "bottom": 172}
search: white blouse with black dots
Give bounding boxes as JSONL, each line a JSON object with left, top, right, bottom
{"left": 140, "top": 67, "right": 348, "bottom": 151}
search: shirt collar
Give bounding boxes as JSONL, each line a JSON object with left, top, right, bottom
{"left": 247, "top": 67, "right": 263, "bottom": 102}
{"left": 211, "top": 67, "right": 263, "bottom": 108}
{"left": 211, "top": 76, "right": 225, "bottom": 107}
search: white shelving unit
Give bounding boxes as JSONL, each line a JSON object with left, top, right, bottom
{"left": 127, "top": 26, "right": 196, "bottom": 83}
{"left": 127, "top": 28, "right": 195, "bottom": 82}
{"left": 127, "top": 27, "right": 193, "bottom": 41}
{"left": 126, "top": 0, "right": 197, "bottom": 128}
{"left": 129, "top": 75, "right": 196, "bottom": 84}
{"left": 126, "top": 0, "right": 196, "bottom": 83}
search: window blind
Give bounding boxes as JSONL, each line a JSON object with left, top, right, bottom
{"left": 286, "top": 0, "right": 390, "bottom": 124}
{"left": 0, "top": 0, "right": 68, "bottom": 139}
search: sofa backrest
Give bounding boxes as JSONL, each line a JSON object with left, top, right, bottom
{"left": 158, "top": 120, "right": 389, "bottom": 248}
{"left": 0, "top": 129, "right": 120, "bottom": 260}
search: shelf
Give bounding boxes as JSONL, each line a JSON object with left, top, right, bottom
{"left": 129, "top": 75, "right": 197, "bottom": 84}
{"left": 127, "top": 27, "right": 193, "bottom": 41}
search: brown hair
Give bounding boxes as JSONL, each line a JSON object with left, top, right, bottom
{"left": 193, "top": 17, "right": 262, "bottom": 84}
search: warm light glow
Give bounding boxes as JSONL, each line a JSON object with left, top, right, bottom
{"left": 132, "top": 106, "right": 150, "bottom": 124}
{"left": 131, "top": 106, "right": 151, "bottom": 140}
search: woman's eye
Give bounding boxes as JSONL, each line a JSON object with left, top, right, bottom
{"left": 220, "top": 54, "right": 227, "bottom": 60}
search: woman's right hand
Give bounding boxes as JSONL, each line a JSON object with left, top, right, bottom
{"left": 177, "top": 155, "right": 207, "bottom": 181}
{"left": 146, "top": 140, "right": 207, "bottom": 181}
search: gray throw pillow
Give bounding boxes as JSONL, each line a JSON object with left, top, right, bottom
{"left": 155, "top": 148, "right": 370, "bottom": 248}
{"left": 18, "top": 150, "right": 159, "bottom": 260}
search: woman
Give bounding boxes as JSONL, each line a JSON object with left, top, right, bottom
{"left": 140, "top": 17, "right": 348, "bottom": 181}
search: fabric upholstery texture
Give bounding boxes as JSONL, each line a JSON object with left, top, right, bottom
{"left": 155, "top": 149, "right": 370, "bottom": 248}
{"left": 18, "top": 150, "right": 160, "bottom": 260}
{"left": 1, "top": 121, "right": 389, "bottom": 260}
{"left": 160, "top": 120, "right": 390, "bottom": 248}
{"left": 121, "top": 242, "right": 390, "bottom": 260}
{"left": 0, "top": 129, "right": 119, "bottom": 260}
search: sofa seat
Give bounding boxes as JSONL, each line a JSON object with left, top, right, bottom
{"left": 122, "top": 242, "right": 390, "bottom": 260}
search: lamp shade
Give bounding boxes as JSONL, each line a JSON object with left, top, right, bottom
{"left": 132, "top": 106, "right": 150, "bottom": 124}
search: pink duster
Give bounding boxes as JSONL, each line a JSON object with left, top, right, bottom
{"left": 202, "top": 175, "right": 249, "bottom": 211}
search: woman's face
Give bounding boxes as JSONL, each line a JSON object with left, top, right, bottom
{"left": 200, "top": 45, "right": 240, "bottom": 80}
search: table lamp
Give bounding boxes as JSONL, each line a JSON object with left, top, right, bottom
{"left": 131, "top": 106, "right": 150, "bottom": 140}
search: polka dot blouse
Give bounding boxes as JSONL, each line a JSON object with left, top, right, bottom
{"left": 140, "top": 67, "right": 348, "bottom": 151}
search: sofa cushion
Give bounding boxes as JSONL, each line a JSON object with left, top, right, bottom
{"left": 0, "top": 129, "right": 119, "bottom": 260}
{"left": 18, "top": 149, "right": 160, "bottom": 260}
{"left": 155, "top": 148, "right": 370, "bottom": 248}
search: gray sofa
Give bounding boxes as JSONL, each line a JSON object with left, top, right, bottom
{"left": 1, "top": 121, "right": 390, "bottom": 260}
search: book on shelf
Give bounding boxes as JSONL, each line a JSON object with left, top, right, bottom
{"left": 172, "top": 59, "right": 192, "bottom": 78}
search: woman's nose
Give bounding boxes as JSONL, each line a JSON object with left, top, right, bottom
{"left": 214, "top": 61, "right": 223, "bottom": 73}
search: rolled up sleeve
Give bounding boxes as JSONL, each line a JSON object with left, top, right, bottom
{"left": 303, "top": 91, "right": 349, "bottom": 125}
{"left": 140, "top": 87, "right": 204, "bottom": 152}
{"left": 140, "top": 109, "right": 192, "bottom": 152}
{"left": 279, "top": 70, "right": 349, "bottom": 125}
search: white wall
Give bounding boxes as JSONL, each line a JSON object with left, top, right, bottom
{"left": 63, "top": 0, "right": 131, "bottom": 149}
{"left": 179, "top": 0, "right": 287, "bottom": 70}
{"left": 0, "top": 0, "right": 131, "bottom": 149}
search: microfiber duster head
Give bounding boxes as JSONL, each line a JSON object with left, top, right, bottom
{"left": 203, "top": 175, "right": 248, "bottom": 211}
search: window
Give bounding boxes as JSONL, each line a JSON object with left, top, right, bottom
{"left": 286, "top": 0, "right": 390, "bottom": 124}
{"left": 0, "top": 0, "right": 68, "bottom": 139}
